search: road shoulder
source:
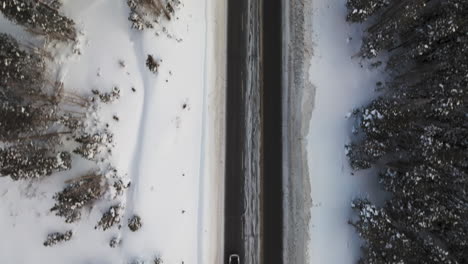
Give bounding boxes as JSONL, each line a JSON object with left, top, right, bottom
{"left": 282, "top": 0, "right": 315, "bottom": 263}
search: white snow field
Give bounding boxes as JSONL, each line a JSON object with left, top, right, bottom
{"left": 0, "top": 0, "right": 226, "bottom": 263}
{"left": 306, "top": 0, "right": 386, "bottom": 263}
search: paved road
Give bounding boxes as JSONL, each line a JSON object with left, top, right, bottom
{"left": 262, "top": 0, "right": 283, "bottom": 263}
{"left": 224, "top": 0, "right": 248, "bottom": 262}
{"left": 224, "top": 0, "right": 283, "bottom": 263}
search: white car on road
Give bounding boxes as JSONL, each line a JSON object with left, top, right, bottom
{"left": 229, "top": 254, "right": 240, "bottom": 264}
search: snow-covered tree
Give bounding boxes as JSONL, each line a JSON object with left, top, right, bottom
{"left": 346, "top": 0, "right": 390, "bottom": 23}
{"left": 0, "top": 33, "right": 77, "bottom": 180}
{"left": 0, "top": 146, "right": 71, "bottom": 180}
{"left": 73, "top": 131, "right": 113, "bottom": 160}
{"left": 51, "top": 173, "right": 106, "bottom": 223}
{"left": 347, "top": 0, "right": 468, "bottom": 263}
{"left": 0, "top": 0, "right": 76, "bottom": 41}
{"left": 127, "top": 0, "right": 180, "bottom": 30}
{"left": 0, "top": 33, "right": 45, "bottom": 94}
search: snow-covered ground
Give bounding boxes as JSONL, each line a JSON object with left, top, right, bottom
{"left": 0, "top": 0, "right": 225, "bottom": 263}
{"left": 282, "top": 0, "right": 314, "bottom": 263}
{"left": 306, "top": 0, "right": 385, "bottom": 263}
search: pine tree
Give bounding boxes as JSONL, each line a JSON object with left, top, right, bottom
{"left": 0, "top": 145, "right": 71, "bottom": 180}
{"left": 346, "top": 0, "right": 468, "bottom": 263}
{"left": 0, "top": 33, "right": 45, "bottom": 94}
{"left": 0, "top": 0, "right": 76, "bottom": 41}
{"left": 127, "top": 0, "right": 179, "bottom": 30}
{"left": 50, "top": 173, "right": 106, "bottom": 223}
{"left": 0, "top": 33, "right": 76, "bottom": 180}
{"left": 0, "top": 33, "right": 82, "bottom": 174}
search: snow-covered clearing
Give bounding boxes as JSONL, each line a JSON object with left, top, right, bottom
{"left": 306, "top": 0, "right": 385, "bottom": 263}
{"left": 0, "top": 0, "right": 225, "bottom": 263}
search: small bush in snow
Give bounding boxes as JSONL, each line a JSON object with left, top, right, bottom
{"left": 43, "top": 230, "right": 73, "bottom": 247}
{"left": 128, "top": 257, "right": 164, "bottom": 264}
{"left": 153, "top": 256, "right": 163, "bottom": 264}
{"left": 129, "top": 259, "right": 145, "bottom": 264}
{"left": 128, "top": 215, "right": 142, "bottom": 232}
{"left": 73, "top": 131, "right": 113, "bottom": 161}
{"left": 109, "top": 236, "right": 121, "bottom": 248}
{"left": 92, "top": 86, "right": 121, "bottom": 103}
{"left": 95, "top": 204, "right": 124, "bottom": 231}
{"left": 146, "top": 55, "right": 159, "bottom": 73}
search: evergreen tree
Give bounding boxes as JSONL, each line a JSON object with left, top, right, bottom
{"left": 51, "top": 173, "right": 105, "bottom": 223}
{"left": 127, "top": 0, "right": 179, "bottom": 30}
{"left": 0, "top": 145, "right": 71, "bottom": 180}
{"left": 0, "top": 33, "right": 77, "bottom": 180}
{"left": 0, "top": 33, "right": 45, "bottom": 94}
{"left": 346, "top": 0, "right": 468, "bottom": 263}
{"left": 0, "top": 0, "right": 76, "bottom": 41}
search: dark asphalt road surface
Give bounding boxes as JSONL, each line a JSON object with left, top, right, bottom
{"left": 262, "top": 0, "right": 283, "bottom": 263}
{"left": 225, "top": 0, "right": 283, "bottom": 263}
{"left": 225, "top": 0, "right": 248, "bottom": 262}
